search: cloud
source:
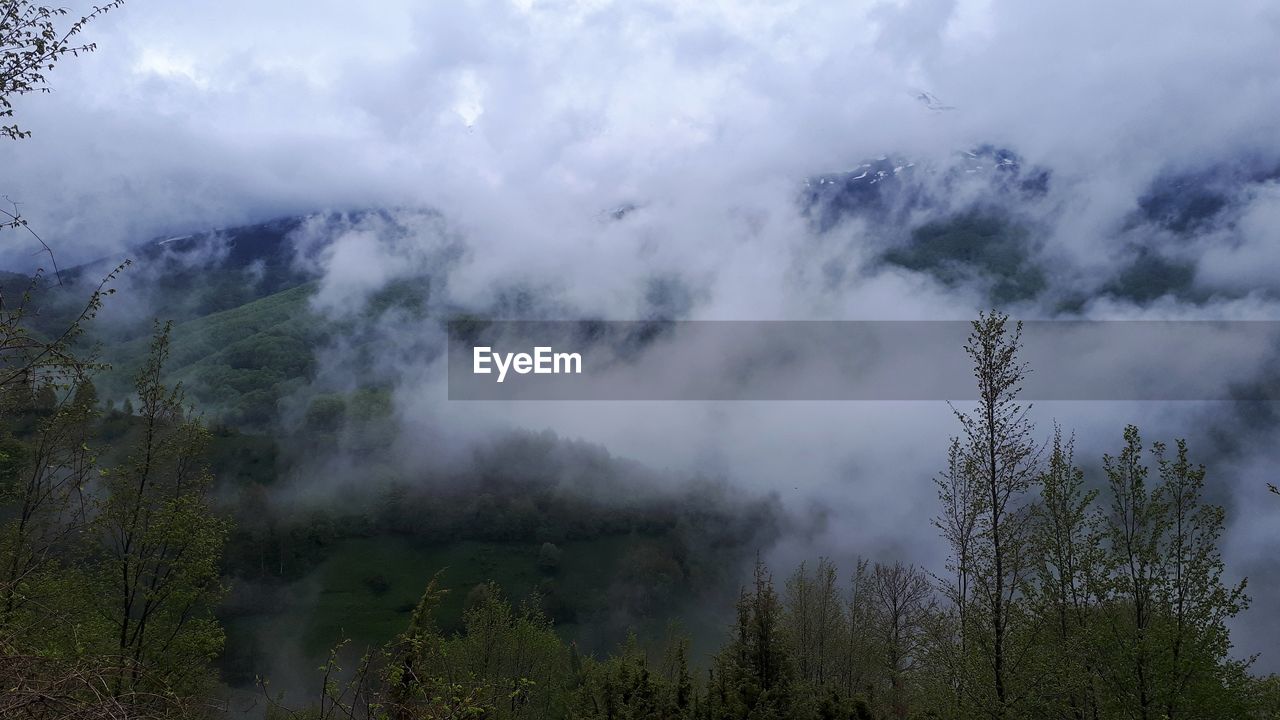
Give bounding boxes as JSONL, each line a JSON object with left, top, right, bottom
{"left": 3, "top": 0, "right": 1280, "bottom": 669}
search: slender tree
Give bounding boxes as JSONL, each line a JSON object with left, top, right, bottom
{"left": 1151, "top": 437, "right": 1250, "bottom": 719}
{"left": 948, "top": 310, "right": 1042, "bottom": 718}
{"left": 867, "top": 561, "right": 933, "bottom": 720}
{"left": 0, "top": 377, "right": 95, "bottom": 647}
{"left": 1097, "top": 426, "right": 1165, "bottom": 720}
{"left": 94, "top": 323, "right": 227, "bottom": 697}
{"left": 1030, "top": 426, "right": 1102, "bottom": 720}
{"left": 843, "top": 557, "right": 876, "bottom": 706}
{"left": 785, "top": 557, "right": 845, "bottom": 691}
{"left": 933, "top": 435, "right": 980, "bottom": 712}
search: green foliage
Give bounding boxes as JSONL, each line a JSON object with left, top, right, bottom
{"left": 938, "top": 311, "right": 1043, "bottom": 717}
{"left": 1104, "top": 250, "right": 1199, "bottom": 303}
{"left": 72, "top": 376, "right": 98, "bottom": 409}
{"left": 0, "top": 381, "right": 97, "bottom": 653}
{"left": 0, "top": 322, "right": 228, "bottom": 717}
{"left": 222, "top": 534, "right": 700, "bottom": 667}
{"left": 6, "top": 284, "right": 1272, "bottom": 720}
{"left": 1087, "top": 427, "right": 1251, "bottom": 720}
{"left": 1027, "top": 427, "right": 1104, "bottom": 719}
{"left": 538, "top": 542, "right": 564, "bottom": 574}
{"left": 783, "top": 558, "right": 847, "bottom": 693}
{"left": 98, "top": 283, "right": 319, "bottom": 430}
{"left": 883, "top": 211, "right": 1047, "bottom": 302}
{"left": 928, "top": 315, "right": 1255, "bottom": 720}
{"left": 1244, "top": 674, "right": 1280, "bottom": 719}
{"left": 305, "top": 393, "right": 348, "bottom": 433}
{"left": 0, "top": 261, "right": 126, "bottom": 399}
{"left": 91, "top": 323, "right": 229, "bottom": 696}
{"left": 370, "top": 580, "right": 572, "bottom": 720}
{"left": 572, "top": 631, "right": 696, "bottom": 719}
{"left": 706, "top": 557, "right": 798, "bottom": 720}
{"left": 350, "top": 387, "right": 394, "bottom": 423}
{"left": 1, "top": 0, "right": 126, "bottom": 140}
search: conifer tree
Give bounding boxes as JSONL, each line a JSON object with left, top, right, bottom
{"left": 709, "top": 557, "right": 797, "bottom": 720}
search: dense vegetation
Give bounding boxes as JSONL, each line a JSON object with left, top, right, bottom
{"left": 1, "top": 325, "right": 227, "bottom": 717}
{"left": 882, "top": 211, "right": 1047, "bottom": 303}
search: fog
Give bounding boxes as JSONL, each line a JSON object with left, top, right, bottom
{"left": 2, "top": 0, "right": 1279, "bottom": 669}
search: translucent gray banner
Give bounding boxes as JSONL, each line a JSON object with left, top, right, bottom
{"left": 445, "top": 320, "right": 1280, "bottom": 401}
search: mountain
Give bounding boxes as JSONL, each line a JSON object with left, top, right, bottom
{"left": 804, "top": 146, "right": 1280, "bottom": 308}
{"left": 7, "top": 145, "right": 1277, "bottom": 428}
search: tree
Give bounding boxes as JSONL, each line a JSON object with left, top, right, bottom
{"left": 945, "top": 311, "right": 1043, "bottom": 717}
{"left": 573, "top": 631, "right": 695, "bottom": 720}
{"left": 2, "top": 0, "right": 126, "bottom": 140}
{"left": 1029, "top": 426, "right": 1102, "bottom": 720}
{"left": 93, "top": 323, "right": 228, "bottom": 697}
{"left": 0, "top": 261, "right": 124, "bottom": 396}
{"left": 784, "top": 557, "right": 846, "bottom": 690}
{"left": 452, "top": 589, "right": 570, "bottom": 720}
{"left": 842, "top": 557, "right": 877, "bottom": 706}
{"left": 538, "top": 541, "right": 563, "bottom": 573}
{"left": 71, "top": 376, "right": 96, "bottom": 409}
{"left": 933, "top": 435, "right": 980, "bottom": 712}
{"left": 2, "top": 1, "right": 128, "bottom": 396}
{"left": 1096, "top": 426, "right": 1165, "bottom": 719}
{"left": 383, "top": 575, "right": 486, "bottom": 720}
{"left": 708, "top": 556, "right": 797, "bottom": 720}
{"left": 659, "top": 625, "right": 696, "bottom": 716}
{"left": 0, "top": 375, "right": 95, "bottom": 649}
{"left": 866, "top": 561, "right": 933, "bottom": 720}
{"left": 1150, "top": 436, "right": 1249, "bottom": 719}
{"left": 1092, "top": 428, "right": 1251, "bottom": 719}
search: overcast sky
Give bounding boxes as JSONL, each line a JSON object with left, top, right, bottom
{"left": 4, "top": 0, "right": 1278, "bottom": 265}
{"left": 4, "top": 0, "right": 1280, "bottom": 669}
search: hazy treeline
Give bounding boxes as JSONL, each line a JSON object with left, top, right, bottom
{"left": 220, "top": 430, "right": 782, "bottom": 589}
{"left": 4, "top": 280, "right": 1280, "bottom": 719}
{"left": 242, "top": 313, "right": 1280, "bottom": 720}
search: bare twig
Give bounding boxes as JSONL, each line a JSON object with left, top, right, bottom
{"left": 1, "top": 196, "right": 61, "bottom": 284}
